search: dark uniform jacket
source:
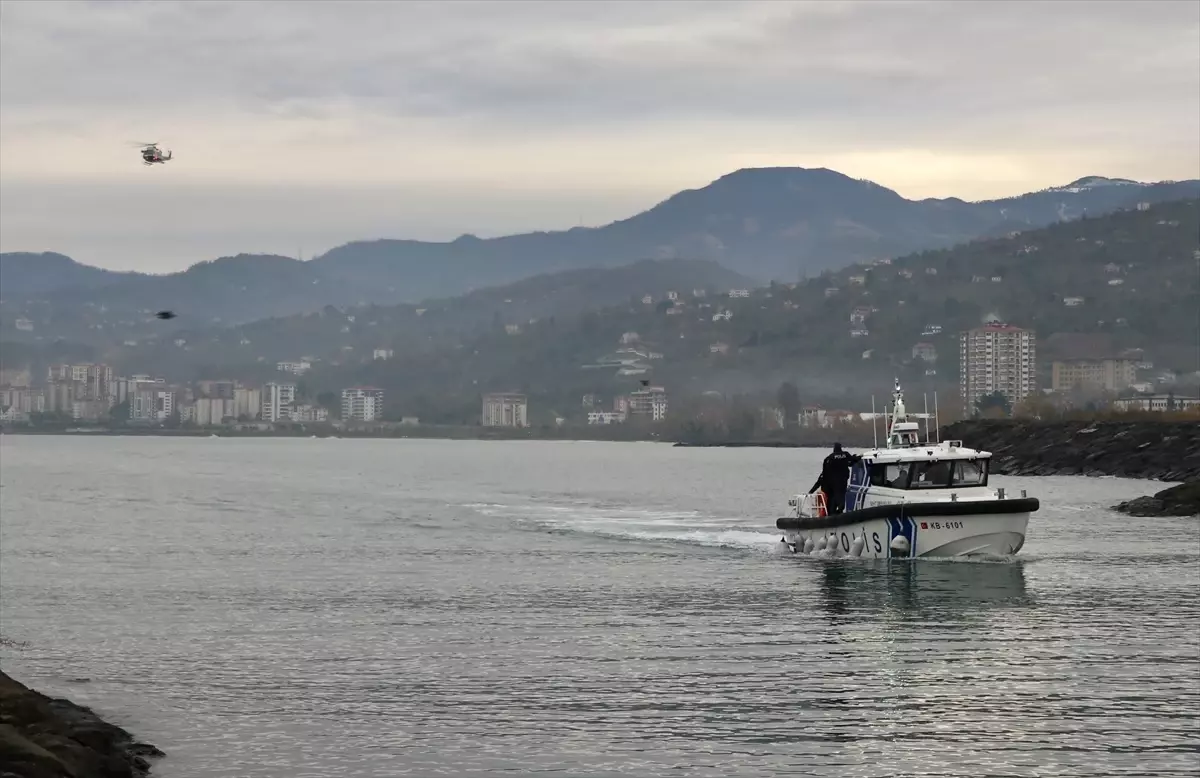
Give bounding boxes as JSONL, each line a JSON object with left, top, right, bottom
{"left": 821, "top": 450, "right": 860, "bottom": 487}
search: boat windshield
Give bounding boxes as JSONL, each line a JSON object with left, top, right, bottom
{"left": 909, "top": 460, "right": 953, "bottom": 489}
{"left": 869, "top": 462, "right": 913, "bottom": 488}
{"left": 868, "top": 458, "right": 989, "bottom": 489}
{"left": 952, "top": 459, "right": 987, "bottom": 486}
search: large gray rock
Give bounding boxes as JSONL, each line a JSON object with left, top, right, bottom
{"left": 1113, "top": 481, "right": 1200, "bottom": 517}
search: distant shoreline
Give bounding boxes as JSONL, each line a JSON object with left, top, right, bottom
{"left": 0, "top": 425, "right": 869, "bottom": 448}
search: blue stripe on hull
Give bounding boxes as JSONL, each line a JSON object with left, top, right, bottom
{"left": 886, "top": 515, "right": 917, "bottom": 558}
{"left": 846, "top": 462, "right": 870, "bottom": 513}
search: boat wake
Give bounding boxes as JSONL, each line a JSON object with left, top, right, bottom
{"left": 464, "top": 501, "right": 782, "bottom": 552}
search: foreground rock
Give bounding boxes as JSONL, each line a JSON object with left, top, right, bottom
{"left": 0, "top": 670, "right": 163, "bottom": 778}
{"left": 1113, "top": 481, "right": 1200, "bottom": 517}
{"left": 939, "top": 420, "right": 1200, "bottom": 482}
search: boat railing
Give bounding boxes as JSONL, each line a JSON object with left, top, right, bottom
{"left": 788, "top": 491, "right": 828, "bottom": 518}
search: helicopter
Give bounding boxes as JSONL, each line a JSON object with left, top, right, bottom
{"left": 134, "top": 142, "right": 173, "bottom": 165}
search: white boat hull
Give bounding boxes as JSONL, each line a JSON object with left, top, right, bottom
{"left": 779, "top": 508, "right": 1030, "bottom": 559}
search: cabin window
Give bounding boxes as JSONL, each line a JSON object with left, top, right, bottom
{"left": 952, "top": 459, "right": 988, "bottom": 486}
{"left": 869, "top": 462, "right": 911, "bottom": 488}
{"left": 907, "top": 460, "right": 953, "bottom": 489}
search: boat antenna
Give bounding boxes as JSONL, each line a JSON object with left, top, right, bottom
{"left": 871, "top": 395, "right": 878, "bottom": 448}
{"left": 923, "top": 392, "right": 930, "bottom": 444}
{"left": 934, "top": 391, "right": 941, "bottom": 443}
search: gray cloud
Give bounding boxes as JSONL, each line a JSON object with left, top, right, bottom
{"left": 1, "top": 0, "right": 1197, "bottom": 271}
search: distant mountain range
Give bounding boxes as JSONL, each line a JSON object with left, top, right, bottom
{"left": 3, "top": 167, "right": 1197, "bottom": 328}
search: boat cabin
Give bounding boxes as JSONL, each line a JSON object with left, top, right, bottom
{"left": 855, "top": 379, "right": 991, "bottom": 495}
{"left": 862, "top": 450, "right": 990, "bottom": 491}
{"left": 888, "top": 420, "right": 922, "bottom": 448}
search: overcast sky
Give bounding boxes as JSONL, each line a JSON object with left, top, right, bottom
{"left": 2, "top": 0, "right": 1197, "bottom": 273}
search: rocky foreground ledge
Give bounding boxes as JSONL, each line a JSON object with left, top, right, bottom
{"left": 0, "top": 670, "right": 163, "bottom": 778}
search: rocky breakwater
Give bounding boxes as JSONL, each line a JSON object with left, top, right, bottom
{"left": 0, "top": 670, "right": 163, "bottom": 778}
{"left": 939, "top": 420, "right": 1200, "bottom": 481}
{"left": 938, "top": 419, "right": 1200, "bottom": 517}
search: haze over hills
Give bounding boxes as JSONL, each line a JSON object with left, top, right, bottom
{"left": 2, "top": 167, "right": 1197, "bottom": 330}
{"left": 0, "top": 257, "right": 752, "bottom": 352}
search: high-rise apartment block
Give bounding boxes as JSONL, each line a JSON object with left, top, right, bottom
{"left": 959, "top": 324, "right": 1036, "bottom": 412}
{"left": 262, "top": 382, "right": 296, "bottom": 422}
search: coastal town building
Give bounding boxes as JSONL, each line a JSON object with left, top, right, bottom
{"left": 342, "top": 387, "right": 384, "bottom": 422}
{"left": 482, "top": 393, "right": 528, "bottom": 427}
{"left": 1051, "top": 358, "right": 1139, "bottom": 393}
{"left": 1111, "top": 394, "right": 1200, "bottom": 413}
{"left": 262, "top": 382, "right": 296, "bottom": 422}
{"left": 627, "top": 386, "right": 668, "bottom": 421}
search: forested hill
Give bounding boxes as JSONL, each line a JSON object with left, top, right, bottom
{"left": 76, "top": 197, "right": 1200, "bottom": 425}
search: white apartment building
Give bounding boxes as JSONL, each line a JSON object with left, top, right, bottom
{"left": 293, "top": 404, "right": 331, "bottom": 423}
{"left": 342, "top": 387, "right": 384, "bottom": 422}
{"left": 115, "top": 375, "right": 162, "bottom": 405}
{"left": 47, "top": 363, "right": 114, "bottom": 402}
{"left": 1, "top": 387, "right": 45, "bottom": 414}
{"left": 960, "top": 323, "right": 1037, "bottom": 412}
{"left": 628, "top": 386, "right": 668, "bottom": 421}
{"left": 482, "top": 393, "right": 528, "bottom": 427}
{"left": 130, "top": 387, "right": 174, "bottom": 421}
{"left": 262, "top": 382, "right": 296, "bottom": 422}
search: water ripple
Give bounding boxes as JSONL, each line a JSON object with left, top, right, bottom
{"left": 1, "top": 436, "right": 1197, "bottom": 777}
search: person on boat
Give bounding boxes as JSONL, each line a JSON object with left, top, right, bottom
{"left": 819, "top": 442, "right": 861, "bottom": 514}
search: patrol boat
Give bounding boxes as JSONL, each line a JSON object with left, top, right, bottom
{"left": 777, "top": 380, "right": 1039, "bottom": 559}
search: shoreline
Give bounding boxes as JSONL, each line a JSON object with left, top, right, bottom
{"left": 0, "top": 425, "right": 874, "bottom": 448}
{"left": 4, "top": 419, "right": 1197, "bottom": 482}
{"left": 0, "top": 669, "right": 164, "bottom": 777}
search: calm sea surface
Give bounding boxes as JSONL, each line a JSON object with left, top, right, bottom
{"left": 1, "top": 436, "right": 1197, "bottom": 778}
